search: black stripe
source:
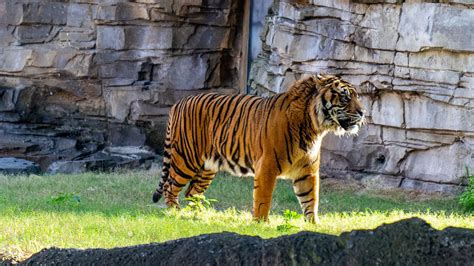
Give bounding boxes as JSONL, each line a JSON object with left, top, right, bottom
{"left": 171, "top": 178, "right": 186, "bottom": 188}
{"left": 179, "top": 134, "right": 198, "bottom": 171}
{"left": 296, "top": 188, "right": 313, "bottom": 197}
{"left": 174, "top": 148, "right": 197, "bottom": 173}
{"left": 171, "top": 160, "right": 194, "bottom": 180}
{"left": 321, "top": 94, "right": 329, "bottom": 117}
{"left": 230, "top": 96, "right": 254, "bottom": 158}
{"left": 189, "top": 96, "right": 201, "bottom": 163}
{"left": 294, "top": 174, "right": 310, "bottom": 184}
{"left": 299, "top": 126, "right": 308, "bottom": 152}
{"left": 187, "top": 98, "right": 204, "bottom": 168}
{"left": 262, "top": 99, "right": 272, "bottom": 138}
{"left": 178, "top": 103, "right": 194, "bottom": 163}
{"left": 178, "top": 100, "right": 201, "bottom": 170}
{"left": 264, "top": 97, "right": 278, "bottom": 138}
{"left": 308, "top": 156, "right": 319, "bottom": 167}
{"left": 212, "top": 95, "right": 233, "bottom": 133}
{"left": 301, "top": 198, "right": 314, "bottom": 204}
{"left": 287, "top": 121, "right": 294, "bottom": 153}
{"left": 194, "top": 187, "right": 204, "bottom": 193}
{"left": 284, "top": 134, "right": 293, "bottom": 165}
{"left": 279, "top": 94, "right": 288, "bottom": 111}
{"left": 200, "top": 176, "right": 214, "bottom": 181}
{"left": 218, "top": 96, "right": 241, "bottom": 149}
{"left": 274, "top": 150, "right": 282, "bottom": 174}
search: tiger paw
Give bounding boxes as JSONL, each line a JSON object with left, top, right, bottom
{"left": 305, "top": 214, "right": 320, "bottom": 224}
{"left": 165, "top": 198, "right": 180, "bottom": 209}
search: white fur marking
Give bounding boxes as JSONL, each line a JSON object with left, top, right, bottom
{"left": 204, "top": 159, "right": 219, "bottom": 173}
{"left": 308, "top": 134, "right": 326, "bottom": 159}
{"left": 205, "top": 158, "right": 254, "bottom": 177}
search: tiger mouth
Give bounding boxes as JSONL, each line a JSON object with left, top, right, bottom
{"left": 338, "top": 119, "right": 358, "bottom": 130}
{"left": 342, "top": 123, "right": 358, "bottom": 130}
{"left": 335, "top": 117, "right": 364, "bottom": 133}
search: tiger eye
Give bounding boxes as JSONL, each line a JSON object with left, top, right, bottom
{"left": 341, "top": 94, "right": 351, "bottom": 104}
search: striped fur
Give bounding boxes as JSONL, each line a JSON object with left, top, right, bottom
{"left": 152, "top": 74, "right": 365, "bottom": 222}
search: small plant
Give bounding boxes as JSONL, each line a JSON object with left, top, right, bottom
{"left": 459, "top": 168, "right": 474, "bottom": 212}
{"left": 47, "top": 192, "right": 81, "bottom": 208}
{"left": 184, "top": 195, "right": 217, "bottom": 212}
{"left": 277, "top": 209, "right": 301, "bottom": 232}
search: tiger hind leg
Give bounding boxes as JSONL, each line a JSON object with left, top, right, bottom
{"left": 163, "top": 167, "right": 197, "bottom": 208}
{"left": 184, "top": 169, "right": 217, "bottom": 198}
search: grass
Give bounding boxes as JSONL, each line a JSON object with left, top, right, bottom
{"left": 0, "top": 170, "right": 473, "bottom": 262}
{"left": 459, "top": 169, "right": 474, "bottom": 211}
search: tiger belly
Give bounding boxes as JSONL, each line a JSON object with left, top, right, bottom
{"left": 204, "top": 158, "right": 254, "bottom": 177}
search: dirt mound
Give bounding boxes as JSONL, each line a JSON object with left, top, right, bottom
{"left": 17, "top": 218, "right": 474, "bottom": 265}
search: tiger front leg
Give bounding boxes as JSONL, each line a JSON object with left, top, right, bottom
{"left": 292, "top": 173, "right": 320, "bottom": 223}
{"left": 252, "top": 162, "right": 279, "bottom": 222}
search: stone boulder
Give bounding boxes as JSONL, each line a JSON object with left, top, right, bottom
{"left": 0, "top": 157, "right": 40, "bottom": 175}
{"left": 47, "top": 146, "right": 159, "bottom": 174}
{"left": 19, "top": 218, "right": 474, "bottom": 265}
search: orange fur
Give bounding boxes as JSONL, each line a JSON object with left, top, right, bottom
{"left": 153, "top": 74, "right": 365, "bottom": 222}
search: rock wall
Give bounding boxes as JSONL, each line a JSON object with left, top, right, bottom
{"left": 0, "top": 0, "right": 244, "bottom": 170}
{"left": 249, "top": 0, "right": 474, "bottom": 193}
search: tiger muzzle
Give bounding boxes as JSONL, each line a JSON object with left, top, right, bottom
{"left": 339, "top": 114, "right": 364, "bottom": 130}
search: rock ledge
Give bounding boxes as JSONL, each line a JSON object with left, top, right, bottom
{"left": 18, "top": 218, "right": 474, "bottom": 265}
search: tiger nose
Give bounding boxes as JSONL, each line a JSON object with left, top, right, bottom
{"left": 357, "top": 109, "right": 365, "bottom": 116}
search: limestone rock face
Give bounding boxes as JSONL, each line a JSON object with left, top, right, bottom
{"left": 249, "top": 0, "right": 474, "bottom": 193}
{"left": 0, "top": 1, "right": 244, "bottom": 170}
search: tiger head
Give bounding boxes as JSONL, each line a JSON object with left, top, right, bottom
{"left": 313, "top": 74, "right": 365, "bottom": 135}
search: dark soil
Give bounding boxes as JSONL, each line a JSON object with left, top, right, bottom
{"left": 10, "top": 218, "right": 474, "bottom": 265}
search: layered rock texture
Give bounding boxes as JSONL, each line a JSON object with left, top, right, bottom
{"left": 249, "top": 0, "right": 474, "bottom": 193}
{"left": 0, "top": 0, "right": 472, "bottom": 193}
{"left": 0, "top": 0, "right": 244, "bottom": 171}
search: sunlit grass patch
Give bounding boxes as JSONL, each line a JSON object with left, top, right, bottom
{"left": 0, "top": 170, "right": 472, "bottom": 262}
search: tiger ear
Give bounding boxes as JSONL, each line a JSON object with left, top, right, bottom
{"left": 313, "top": 74, "right": 326, "bottom": 87}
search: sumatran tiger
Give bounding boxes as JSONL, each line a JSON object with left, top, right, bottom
{"left": 152, "top": 74, "right": 365, "bottom": 223}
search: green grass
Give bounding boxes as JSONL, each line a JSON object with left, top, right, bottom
{"left": 0, "top": 170, "right": 472, "bottom": 262}
{"left": 459, "top": 170, "right": 474, "bottom": 211}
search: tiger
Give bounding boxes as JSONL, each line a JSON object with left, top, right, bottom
{"left": 152, "top": 74, "right": 365, "bottom": 223}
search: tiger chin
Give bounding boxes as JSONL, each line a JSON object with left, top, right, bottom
{"left": 152, "top": 74, "right": 365, "bottom": 223}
